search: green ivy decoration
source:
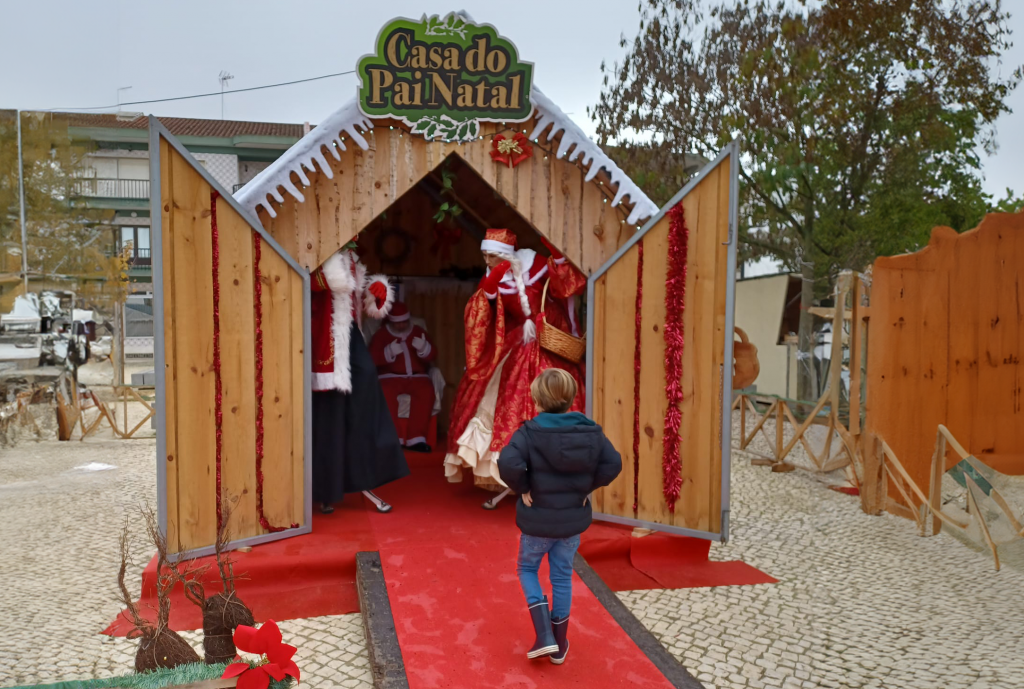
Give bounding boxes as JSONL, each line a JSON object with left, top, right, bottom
{"left": 411, "top": 115, "right": 480, "bottom": 143}
{"left": 433, "top": 162, "right": 463, "bottom": 224}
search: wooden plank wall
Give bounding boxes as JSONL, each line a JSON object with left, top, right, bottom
{"left": 591, "top": 158, "right": 732, "bottom": 533}
{"left": 866, "top": 213, "right": 1024, "bottom": 511}
{"left": 258, "top": 121, "right": 634, "bottom": 275}
{"left": 399, "top": 279, "right": 477, "bottom": 430}
{"left": 160, "top": 139, "right": 306, "bottom": 553}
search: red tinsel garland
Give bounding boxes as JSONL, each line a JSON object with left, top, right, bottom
{"left": 632, "top": 239, "right": 644, "bottom": 514}
{"left": 662, "top": 203, "right": 689, "bottom": 512}
{"left": 252, "top": 233, "right": 298, "bottom": 533}
{"left": 210, "top": 191, "right": 224, "bottom": 531}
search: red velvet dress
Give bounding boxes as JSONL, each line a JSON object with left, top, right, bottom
{"left": 444, "top": 249, "right": 586, "bottom": 489}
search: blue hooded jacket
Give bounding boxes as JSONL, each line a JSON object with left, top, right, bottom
{"left": 497, "top": 412, "right": 622, "bottom": 539}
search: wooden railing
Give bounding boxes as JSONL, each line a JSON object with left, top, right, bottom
{"left": 874, "top": 424, "right": 1024, "bottom": 570}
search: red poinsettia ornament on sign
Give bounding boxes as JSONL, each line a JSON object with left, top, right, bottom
{"left": 490, "top": 133, "right": 533, "bottom": 168}
{"left": 222, "top": 620, "right": 300, "bottom": 689}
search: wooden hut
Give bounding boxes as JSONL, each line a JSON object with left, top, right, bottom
{"left": 154, "top": 12, "right": 739, "bottom": 554}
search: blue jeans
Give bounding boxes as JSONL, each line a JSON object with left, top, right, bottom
{"left": 516, "top": 533, "right": 581, "bottom": 620}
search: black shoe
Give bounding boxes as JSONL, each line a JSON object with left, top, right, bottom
{"left": 550, "top": 615, "right": 569, "bottom": 664}
{"left": 526, "top": 598, "right": 558, "bottom": 659}
{"left": 407, "top": 442, "right": 432, "bottom": 453}
{"left": 319, "top": 502, "right": 335, "bottom": 514}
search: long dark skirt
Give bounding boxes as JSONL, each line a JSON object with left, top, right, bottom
{"left": 312, "top": 324, "right": 409, "bottom": 505}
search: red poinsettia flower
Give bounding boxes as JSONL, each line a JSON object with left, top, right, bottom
{"left": 222, "top": 620, "right": 300, "bottom": 689}
{"left": 490, "top": 133, "right": 533, "bottom": 168}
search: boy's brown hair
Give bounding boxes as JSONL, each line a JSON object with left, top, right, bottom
{"left": 531, "top": 368, "right": 577, "bottom": 414}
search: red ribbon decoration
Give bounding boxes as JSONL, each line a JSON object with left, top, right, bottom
{"left": 662, "top": 203, "right": 689, "bottom": 511}
{"left": 210, "top": 191, "right": 224, "bottom": 532}
{"left": 632, "top": 239, "right": 644, "bottom": 514}
{"left": 253, "top": 233, "right": 298, "bottom": 533}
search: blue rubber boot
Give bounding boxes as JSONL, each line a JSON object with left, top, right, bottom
{"left": 526, "top": 598, "right": 558, "bottom": 659}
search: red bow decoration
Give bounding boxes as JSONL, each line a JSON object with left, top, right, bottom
{"left": 490, "top": 133, "right": 533, "bottom": 168}
{"left": 222, "top": 620, "right": 300, "bottom": 689}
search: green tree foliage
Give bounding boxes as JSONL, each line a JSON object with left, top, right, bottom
{"left": 591, "top": 0, "right": 1021, "bottom": 399}
{"left": 988, "top": 187, "right": 1024, "bottom": 214}
{"left": 0, "top": 110, "right": 113, "bottom": 300}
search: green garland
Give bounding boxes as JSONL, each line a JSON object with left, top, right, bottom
{"left": 9, "top": 662, "right": 295, "bottom": 689}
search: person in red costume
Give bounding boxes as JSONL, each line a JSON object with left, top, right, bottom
{"left": 370, "top": 301, "right": 438, "bottom": 452}
{"left": 444, "top": 228, "right": 587, "bottom": 509}
{"left": 310, "top": 240, "right": 409, "bottom": 514}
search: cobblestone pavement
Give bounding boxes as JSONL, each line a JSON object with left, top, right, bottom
{"left": 617, "top": 412, "right": 1024, "bottom": 689}
{"left": 0, "top": 431, "right": 372, "bottom": 689}
{"left": 3, "top": 409, "right": 1023, "bottom": 688}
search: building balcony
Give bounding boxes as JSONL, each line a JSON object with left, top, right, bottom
{"left": 131, "top": 247, "right": 152, "bottom": 267}
{"left": 73, "top": 178, "right": 150, "bottom": 200}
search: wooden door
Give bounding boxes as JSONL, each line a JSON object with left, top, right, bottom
{"left": 587, "top": 143, "right": 738, "bottom": 541}
{"left": 151, "top": 119, "right": 311, "bottom": 557}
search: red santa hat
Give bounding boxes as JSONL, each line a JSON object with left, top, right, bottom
{"left": 480, "top": 228, "right": 517, "bottom": 256}
{"left": 386, "top": 301, "right": 410, "bottom": 323}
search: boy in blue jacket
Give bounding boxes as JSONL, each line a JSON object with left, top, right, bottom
{"left": 498, "top": 368, "right": 623, "bottom": 664}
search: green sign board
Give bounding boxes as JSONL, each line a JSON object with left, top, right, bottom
{"left": 357, "top": 13, "right": 534, "bottom": 142}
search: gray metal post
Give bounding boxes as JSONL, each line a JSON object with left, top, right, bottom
{"left": 16, "top": 110, "right": 29, "bottom": 293}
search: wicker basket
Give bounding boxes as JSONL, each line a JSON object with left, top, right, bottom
{"left": 538, "top": 278, "right": 586, "bottom": 363}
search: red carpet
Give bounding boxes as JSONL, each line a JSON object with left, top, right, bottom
{"left": 105, "top": 451, "right": 773, "bottom": 648}
{"left": 366, "top": 453, "right": 676, "bottom": 689}
{"left": 580, "top": 522, "right": 778, "bottom": 590}
{"left": 103, "top": 497, "right": 374, "bottom": 636}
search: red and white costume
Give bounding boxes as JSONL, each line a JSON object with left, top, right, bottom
{"left": 444, "top": 229, "right": 587, "bottom": 489}
{"left": 311, "top": 249, "right": 394, "bottom": 392}
{"left": 370, "top": 302, "right": 437, "bottom": 446}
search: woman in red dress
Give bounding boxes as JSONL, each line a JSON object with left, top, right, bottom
{"left": 444, "top": 229, "right": 587, "bottom": 508}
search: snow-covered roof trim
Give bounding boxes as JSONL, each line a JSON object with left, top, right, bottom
{"left": 236, "top": 90, "right": 658, "bottom": 226}
{"left": 236, "top": 99, "right": 372, "bottom": 219}
{"left": 527, "top": 88, "right": 657, "bottom": 225}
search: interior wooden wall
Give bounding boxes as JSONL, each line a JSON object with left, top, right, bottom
{"left": 358, "top": 184, "right": 487, "bottom": 277}
{"left": 591, "top": 157, "right": 732, "bottom": 533}
{"left": 257, "top": 120, "right": 635, "bottom": 275}
{"left": 866, "top": 213, "right": 1024, "bottom": 513}
{"left": 160, "top": 137, "right": 306, "bottom": 554}
{"left": 398, "top": 279, "right": 477, "bottom": 430}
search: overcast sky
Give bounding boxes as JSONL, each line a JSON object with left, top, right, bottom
{"left": 1, "top": 0, "right": 1020, "bottom": 198}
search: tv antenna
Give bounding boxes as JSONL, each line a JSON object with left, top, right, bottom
{"left": 117, "top": 86, "right": 133, "bottom": 112}
{"left": 218, "top": 71, "right": 234, "bottom": 120}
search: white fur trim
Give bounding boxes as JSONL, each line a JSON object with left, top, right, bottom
{"left": 312, "top": 372, "right": 336, "bottom": 390}
{"left": 364, "top": 274, "right": 394, "bottom": 319}
{"left": 481, "top": 238, "right": 515, "bottom": 254}
{"left": 387, "top": 311, "right": 410, "bottom": 323}
{"left": 321, "top": 251, "right": 356, "bottom": 294}
{"left": 313, "top": 251, "right": 356, "bottom": 393}
{"left": 327, "top": 278, "right": 354, "bottom": 393}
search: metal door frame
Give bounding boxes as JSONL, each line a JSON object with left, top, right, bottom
{"left": 585, "top": 140, "right": 740, "bottom": 542}
{"left": 150, "top": 117, "right": 313, "bottom": 558}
